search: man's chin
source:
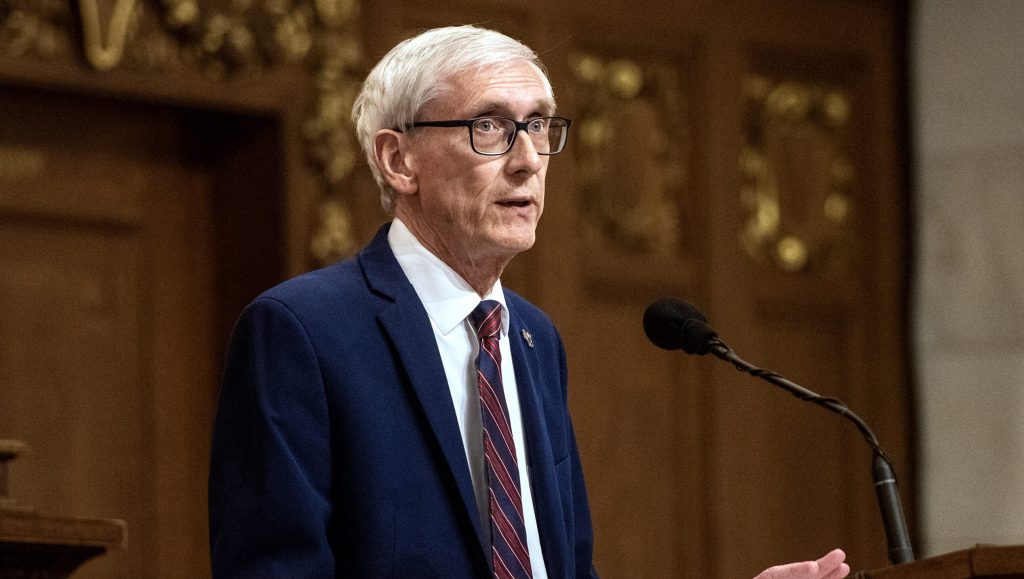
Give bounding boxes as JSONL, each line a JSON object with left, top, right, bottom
{"left": 502, "top": 230, "right": 537, "bottom": 253}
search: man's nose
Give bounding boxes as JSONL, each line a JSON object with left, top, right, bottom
{"left": 505, "top": 130, "right": 543, "bottom": 174}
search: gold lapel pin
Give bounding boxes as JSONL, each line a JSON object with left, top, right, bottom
{"left": 521, "top": 329, "right": 534, "bottom": 348}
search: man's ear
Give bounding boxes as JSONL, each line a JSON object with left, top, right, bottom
{"left": 374, "top": 130, "right": 418, "bottom": 196}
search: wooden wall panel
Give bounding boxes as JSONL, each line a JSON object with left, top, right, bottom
{"left": 0, "top": 222, "right": 150, "bottom": 575}
{"left": 0, "top": 0, "right": 910, "bottom": 577}
{"left": 551, "top": 26, "right": 713, "bottom": 577}
{"left": 0, "top": 90, "right": 187, "bottom": 577}
{"left": 0, "top": 85, "right": 290, "bottom": 577}
{"left": 559, "top": 299, "right": 712, "bottom": 577}
{"left": 713, "top": 302, "right": 864, "bottom": 573}
{"left": 700, "top": 2, "right": 911, "bottom": 575}
{"left": 350, "top": 0, "right": 910, "bottom": 576}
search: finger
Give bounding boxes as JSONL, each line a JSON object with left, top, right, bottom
{"left": 821, "top": 562, "right": 850, "bottom": 579}
{"left": 816, "top": 549, "right": 847, "bottom": 572}
{"left": 753, "top": 549, "right": 848, "bottom": 579}
{"left": 754, "top": 561, "right": 816, "bottom": 579}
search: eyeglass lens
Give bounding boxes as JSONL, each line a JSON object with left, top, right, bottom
{"left": 471, "top": 117, "right": 567, "bottom": 155}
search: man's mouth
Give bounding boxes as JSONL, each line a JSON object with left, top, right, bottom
{"left": 497, "top": 199, "right": 532, "bottom": 208}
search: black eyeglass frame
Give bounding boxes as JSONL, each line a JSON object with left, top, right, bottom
{"left": 402, "top": 116, "right": 572, "bottom": 156}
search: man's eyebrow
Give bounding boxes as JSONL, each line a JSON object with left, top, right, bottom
{"left": 468, "top": 98, "right": 557, "bottom": 118}
{"left": 536, "top": 97, "right": 558, "bottom": 116}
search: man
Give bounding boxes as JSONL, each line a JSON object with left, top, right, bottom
{"left": 209, "top": 26, "right": 850, "bottom": 579}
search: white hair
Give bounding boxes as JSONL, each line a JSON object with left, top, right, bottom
{"left": 351, "top": 25, "right": 554, "bottom": 213}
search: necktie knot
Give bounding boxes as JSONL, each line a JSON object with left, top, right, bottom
{"left": 470, "top": 300, "right": 502, "bottom": 340}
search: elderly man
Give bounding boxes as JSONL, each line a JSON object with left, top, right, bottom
{"left": 208, "top": 25, "right": 850, "bottom": 579}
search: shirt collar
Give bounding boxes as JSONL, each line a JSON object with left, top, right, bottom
{"left": 388, "top": 218, "right": 509, "bottom": 337}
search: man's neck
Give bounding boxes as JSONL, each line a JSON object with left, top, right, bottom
{"left": 393, "top": 213, "right": 511, "bottom": 297}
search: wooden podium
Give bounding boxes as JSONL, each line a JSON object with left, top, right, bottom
{"left": 0, "top": 509, "right": 126, "bottom": 578}
{"left": 0, "top": 440, "right": 125, "bottom": 578}
{"left": 855, "top": 545, "right": 1024, "bottom": 579}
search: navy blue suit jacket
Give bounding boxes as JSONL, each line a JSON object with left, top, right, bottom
{"left": 209, "top": 225, "right": 596, "bottom": 577}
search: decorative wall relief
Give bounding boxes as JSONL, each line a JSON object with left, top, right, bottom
{"left": 0, "top": 0, "right": 365, "bottom": 265}
{"left": 77, "top": 0, "right": 140, "bottom": 71}
{"left": 740, "top": 74, "right": 854, "bottom": 272}
{"left": 303, "top": 0, "right": 363, "bottom": 265}
{"left": 308, "top": 195, "right": 357, "bottom": 264}
{"left": 0, "top": 0, "right": 74, "bottom": 58}
{"left": 570, "top": 50, "right": 689, "bottom": 256}
{"left": 79, "top": 0, "right": 316, "bottom": 74}
{"left": 0, "top": 0, "right": 319, "bottom": 73}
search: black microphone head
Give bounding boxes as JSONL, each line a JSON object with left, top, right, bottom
{"left": 643, "top": 298, "right": 718, "bottom": 355}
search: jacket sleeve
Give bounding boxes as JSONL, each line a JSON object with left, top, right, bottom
{"left": 558, "top": 332, "right": 600, "bottom": 579}
{"left": 208, "top": 297, "right": 334, "bottom": 577}
{"left": 569, "top": 427, "right": 599, "bottom": 578}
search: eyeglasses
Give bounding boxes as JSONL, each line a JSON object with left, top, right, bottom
{"left": 405, "top": 116, "right": 572, "bottom": 156}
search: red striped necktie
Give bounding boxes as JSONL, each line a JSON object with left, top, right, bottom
{"left": 469, "top": 300, "right": 533, "bottom": 579}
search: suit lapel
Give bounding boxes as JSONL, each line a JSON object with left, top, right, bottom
{"left": 359, "top": 225, "right": 488, "bottom": 559}
{"left": 507, "top": 303, "right": 569, "bottom": 579}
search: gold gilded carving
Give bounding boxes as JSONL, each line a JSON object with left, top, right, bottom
{"left": 741, "top": 74, "right": 855, "bottom": 273}
{"left": 304, "top": 0, "right": 362, "bottom": 265}
{"left": 150, "top": 0, "right": 316, "bottom": 77}
{"left": 309, "top": 196, "right": 355, "bottom": 265}
{"left": 776, "top": 235, "right": 809, "bottom": 272}
{"left": 605, "top": 59, "right": 643, "bottom": 99}
{"left": 77, "top": 0, "right": 141, "bottom": 71}
{"left": 314, "top": 0, "right": 357, "bottom": 27}
{"left": 0, "top": 146, "right": 45, "bottom": 182}
{"left": 571, "top": 51, "right": 689, "bottom": 255}
{"left": 0, "top": 1, "right": 72, "bottom": 58}
{"left": 1, "top": 1, "right": 364, "bottom": 264}
{"left": 1, "top": 2, "right": 317, "bottom": 75}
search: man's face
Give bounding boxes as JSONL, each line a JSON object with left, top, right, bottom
{"left": 399, "top": 60, "right": 554, "bottom": 272}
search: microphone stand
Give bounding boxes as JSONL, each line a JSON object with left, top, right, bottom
{"left": 706, "top": 338, "right": 915, "bottom": 566}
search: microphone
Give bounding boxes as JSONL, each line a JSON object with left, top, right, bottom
{"left": 643, "top": 298, "right": 915, "bottom": 566}
{"left": 642, "top": 298, "right": 717, "bottom": 354}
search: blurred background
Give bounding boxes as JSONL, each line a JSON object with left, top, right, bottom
{"left": 0, "top": 0, "right": 1020, "bottom": 577}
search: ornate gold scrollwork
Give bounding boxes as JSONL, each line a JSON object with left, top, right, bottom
{"left": 1, "top": 1, "right": 365, "bottom": 265}
{"left": 77, "top": 0, "right": 140, "bottom": 71}
{"left": 570, "top": 51, "right": 688, "bottom": 255}
{"left": 151, "top": 0, "right": 316, "bottom": 76}
{"left": 309, "top": 195, "right": 355, "bottom": 264}
{"left": 2, "top": 1, "right": 318, "bottom": 74}
{"left": 740, "top": 75, "right": 855, "bottom": 272}
{"left": 0, "top": 0, "right": 71, "bottom": 58}
{"left": 303, "top": 0, "right": 362, "bottom": 265}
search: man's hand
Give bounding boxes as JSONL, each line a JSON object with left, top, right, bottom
{"left": 753, "top": 549, "right": 850, "bottom": 579}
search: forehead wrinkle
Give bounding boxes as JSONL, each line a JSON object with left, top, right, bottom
{"left": 440, "top": 61, "right": 556, "bottom": 118}
{"left": 467, "top": 96, "right": 557, "bottom": 119}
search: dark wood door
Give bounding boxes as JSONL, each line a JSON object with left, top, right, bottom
{"left": 0, "top": 86, "right": 284, "bottom": 578}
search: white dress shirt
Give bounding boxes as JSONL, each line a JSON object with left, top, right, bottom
{"left": 388, "top": 218, "right": 548, "bottom": 578}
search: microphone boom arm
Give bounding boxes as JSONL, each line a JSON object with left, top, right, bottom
{"left": 707, "top": 337, "right": 915, "bottom": 566}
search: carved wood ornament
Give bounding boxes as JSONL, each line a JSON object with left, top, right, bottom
{"left": 570, "top": 50, "right": 689, "bottom": 256}
{"left": 740, "top": 74, "right": 855, "bottom": 273}
{"left": 0, "top": 0, "right": 364, "bottom": 264}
